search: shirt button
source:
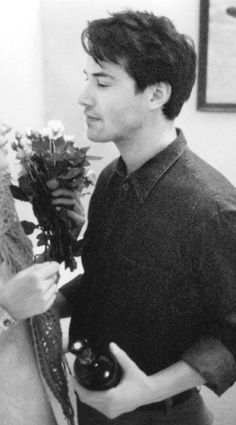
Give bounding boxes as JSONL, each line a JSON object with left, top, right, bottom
{"left": 122, "top": 183, "right": 129, "bottom": 191}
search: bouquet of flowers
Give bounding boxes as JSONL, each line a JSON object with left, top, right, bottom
{"left": 9, "top": 120, "right": 99, "bottom": 271}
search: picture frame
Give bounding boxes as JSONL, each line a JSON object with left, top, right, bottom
{"left": 197, "top": 0, "right": 236, "bottom": 111}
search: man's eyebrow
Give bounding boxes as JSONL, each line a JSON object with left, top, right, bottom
{"left": 83, "top": 70, "right": 114, "bottom": 79}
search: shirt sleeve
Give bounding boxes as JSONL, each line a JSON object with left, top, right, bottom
{"left": 59, "top": 274, "right": 84, "bottom": 307}
{"left": 182, "top": 334, "right": 236, "bottom": 396}
{"left": 182, "top": 205, "right": 236, "bottom": 396}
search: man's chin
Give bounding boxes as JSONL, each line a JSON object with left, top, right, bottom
{"left": 87, "top": 131, "right": 110, "bottom": 143}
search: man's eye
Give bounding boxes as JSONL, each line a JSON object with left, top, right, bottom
{"left": 97, "top": 81, "right": 109, "bottom": 87}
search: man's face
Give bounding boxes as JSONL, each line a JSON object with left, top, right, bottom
{"left": 78, "top": 56, "right": 149, "bottom": 144}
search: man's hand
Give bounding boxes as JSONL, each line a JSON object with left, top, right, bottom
{"left": 47, "top": 179, "right": 85, "bottom": 236}
{"left": 73, "top": 343, "right": 156, "bottom": 419}
{"left": 0, "top": 262, "right": 59, "bottom": 320}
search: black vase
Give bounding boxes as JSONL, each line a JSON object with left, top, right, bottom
{"left": 69, "top": 338, "right": 122, "bottom": 390}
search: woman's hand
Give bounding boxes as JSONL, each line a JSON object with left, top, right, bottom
{"left": 0, "top": 262, "right": 59, "bottom": 320}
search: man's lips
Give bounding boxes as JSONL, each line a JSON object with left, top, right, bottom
{"left": 85, "top": 113, "right": 101, "bottom": 121}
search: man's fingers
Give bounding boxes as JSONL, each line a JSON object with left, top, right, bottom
{"left": 73, "top": 198, "right": 85, "bottom": 216}
{"left": 109, "top": 343, "right": 136, "bottom": 371}
{"left": 51, "top": 188, "right": 84, "bottom": 209}
{"left": 72, "top": 377, "right": 84, "bottom": 398}
{"left": 52, "top": 197, "right": 74, "bottom": 207}
{"left": 52, "top": 188, "right": 76, "bottom": 198}
{"left": 67, "top": 209, "right": 85, "bottom": 225}
{"left": 72, "top": 377, "right": 91, "bottom": 401}
{"left": 52, "top": 195, "right": 85, "bottom": 213}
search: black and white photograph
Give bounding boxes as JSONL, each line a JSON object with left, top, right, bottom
{"left": 1, "top": 1, "right": 236, "bottom": 425}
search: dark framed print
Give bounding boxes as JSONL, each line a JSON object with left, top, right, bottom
{"left": 197, "top": 0, "right": 236, "bottom": 111}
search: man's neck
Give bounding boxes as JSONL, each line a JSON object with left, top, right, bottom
{"left": 116, "top": 121, "right": 177, "bottom": 175}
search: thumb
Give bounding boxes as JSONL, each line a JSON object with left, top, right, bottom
{"left": 109, "top": 342, "right": 137, "bottom": 372}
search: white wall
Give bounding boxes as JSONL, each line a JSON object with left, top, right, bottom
{"left": 0, "top": 0, "right": 44, "bottom": 129}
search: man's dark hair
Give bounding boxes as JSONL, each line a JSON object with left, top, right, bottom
{"left": 81, "top": 10, "right": 196, "bottom": 120}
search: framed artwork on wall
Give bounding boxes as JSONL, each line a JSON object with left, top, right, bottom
{"left": 197, "top": 0, "right": 236, "bottom": 111}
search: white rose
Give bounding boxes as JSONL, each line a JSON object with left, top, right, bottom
{"left": 47, "top": 120, "right": 65, "bottom": 139}
{"left": 64, "top": 135, "right": 76, "bottom": 143}
{"left": 39, "top": 127, "right": 51, "bottom": 138}
{"left": 25, "top": 127, "right": 39, "bottom": 139}
{"left": 15, "top": 137, "right": 32, "bottom": 158}
{"left": 24, "top": 141, "right": 32, "bottom": 156}
{"left": 86, "top": 169, "right": 97, "bottom": 185}
{"left": 16, "top": 147, "right": 26, "bottom": 160}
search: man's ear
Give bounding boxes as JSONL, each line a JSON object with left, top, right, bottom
{"left": 148, "top": 82, "right": 172, "bottom": 111}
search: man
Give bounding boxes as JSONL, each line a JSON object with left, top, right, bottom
{"left": 56, "top": 10, "right": 236, "bottom": 425}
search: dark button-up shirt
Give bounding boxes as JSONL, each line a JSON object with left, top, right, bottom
{"left": 61, "top": 129, "right": 236, "bottom": 395}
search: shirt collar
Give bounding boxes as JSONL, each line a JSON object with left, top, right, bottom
{"left": 115, "top": 128, "right": 187, "bottom": 203}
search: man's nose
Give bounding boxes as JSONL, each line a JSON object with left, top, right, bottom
{"left": 78, "top": 86, "right": 94, "bottom": 107}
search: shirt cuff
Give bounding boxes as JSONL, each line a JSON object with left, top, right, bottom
{"left": 59, "top": 274, "right": 83, "bottom": 307}
{"left": 182, "top": 337, "right": 236, "bottom": 396}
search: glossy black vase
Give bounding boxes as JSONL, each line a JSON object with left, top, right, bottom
{"left": 69, "top": 338, "right": 122, "bottom": 391}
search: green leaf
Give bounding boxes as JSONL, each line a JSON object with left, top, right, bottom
{"left": 79, "top": 146, "right": 90, "bottom": 155}
{"left": 11, "top": 141, "right": 18, "bottom": 151}
{"left": 45, "top": 167, "right": 61, "bottom": 180}
{"left": 50, "top": 152, "right": 66, "bottom": 162}
{"left": 36, "top": 232, "right": 48, "bottom": 246}
{"left": 31, "top": 136, "right": 50, "bottom": 154}
{"left": 73, "top": 150, "right": 85, "bottom": 162}
{"left": 59, "top": 167, "right": 82, "bottom": 180}
{"left": 20, "top": 220, "right": 36, "bottom": 235}
{"left": 18, "top": 175, "right": 36, "bottom": 197}
{"left": 64, "top": 142, "right": 77, "bottom": 154}
{"left": 86, "top": 155, "right": 102, "bottom": 160}
{"left": 10, "top": 184, "right": 30, "bottom": 202}
{"left": 72, "top": 239, "right": 84, "bottom": 256}
{"left": 54, "top": 137, "right": 66, "bottom": 153}
{"left": 83, "top": 160, "right": 90, "bottom": 167}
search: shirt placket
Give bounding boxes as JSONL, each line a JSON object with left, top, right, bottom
{"left": 101, "top": 178, "right": 131, "bottom": 253}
